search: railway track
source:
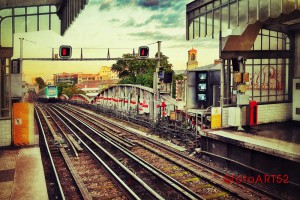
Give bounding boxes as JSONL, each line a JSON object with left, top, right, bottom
{"left": 58, "top": 103, "right": 284, "bottom": 200}
{"left": 50, "top": 105, "right": 207, "bottom": 199}
{"left": 35, "top": 106, "right": 73, "bottom": 200}
{"left": 44, "top": 106, "right": 150, "bottom": 199}
{"left": 53, "top": 104, "right": 247, "bottom": 199}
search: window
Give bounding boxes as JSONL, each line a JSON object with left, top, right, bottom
{"left": 191, "top": 53, "right": 195, "bottom": 61}
{"left": 246, "top": 30, "right": 290, "bottom": 104}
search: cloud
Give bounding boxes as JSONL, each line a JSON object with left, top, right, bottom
{"left": 122, "top": 18, "right": 139, "bottom": 27}
{"left": 92, "top": 0, "right": 134, "bottom": 11}
{"left": 128, "top": 31, "right": 182, "bottom": 41}
{"left": 165, "top": 38, "right": 219, "bottom": 49}
{"left": 109, "top": 18, "right": 121, "bottom": 23}
{"left": 144, "top": 12, "right": 184, "bottom": 28}
{"left": 91, "top": 0, "right": 185, "bottom": 12}
{"left": 98, "top": 0, "right": 113, "bottom": 10}
{"left": 137, "top": 0, "right": 171, "bottom": 10}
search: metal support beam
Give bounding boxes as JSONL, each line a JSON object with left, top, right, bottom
{"left": 21, "top": 57, "right": 159, "bottom": 61}
{"left": 221, "top": 50, "right": 292, "bottom": 59}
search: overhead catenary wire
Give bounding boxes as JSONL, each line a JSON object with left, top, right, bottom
{"left": 23, "top": 38, "right": 54, "bottom": 49}
{"left": 22, "top": 38, "right": 159, "bottom": 50}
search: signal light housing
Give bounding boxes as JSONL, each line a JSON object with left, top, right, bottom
{"left": 59, "top": 45, "right": 72, "bottom": 59}
{"left": 138, "top": 46, "right": 149, "bottom": 58}
{"left": 163, "top": 71, "right": 173, "bottom": 83}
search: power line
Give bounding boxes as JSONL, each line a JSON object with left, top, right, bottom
{"left": 23, "top": 38, "right": 53, "bottom": 49}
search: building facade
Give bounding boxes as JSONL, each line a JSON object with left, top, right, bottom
{"left": 53, "top": 73, "right": 78, "bottom": 85}
{"left": 99, "top": 66, "right": 119, "bottom": 80}
{"left": 77, "top": 73, "right": 100, "bottom": 84}
{"left": 187, "top": 48, "right": 199, "bottom": 70}
{"left": 186, "top": 0, "right": 300, "bottom": 123}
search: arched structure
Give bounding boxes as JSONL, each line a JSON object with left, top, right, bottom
{"left": 91, "top": 84, "right": 181, "bottom": 122}
{"left": 59, "top": 94, "right": 69, "bottom": 100}
{"left": 69, "top": 94, "right": 91, "bottom": 104}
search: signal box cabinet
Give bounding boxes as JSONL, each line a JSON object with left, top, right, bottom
{"left": 195, "top": 70, "right": 220, "bottom": 108}
{"left": 246, "top": 100, "right": 258, "bottom": 126}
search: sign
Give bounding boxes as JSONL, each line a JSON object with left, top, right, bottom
{"left": 15, "top": 118, "right": 22, "bottom": 125}
{"left": 138, "top": 46, "right": 149, "bottom": 58}
{"left": 170, "top": 111, "right": 176, "bottom": 121}
{"left": 11, "top": 59, "right": 20, "bottom": 74}
{"left": 211, "top": 107, "right": 221, "bottom": 129}
{"left": 59, "top": 45, "right": 72, "bottom": 59}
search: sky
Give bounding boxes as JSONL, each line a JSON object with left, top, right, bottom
{"left": 11, "top": 0, "right": 219, "bottom": 83}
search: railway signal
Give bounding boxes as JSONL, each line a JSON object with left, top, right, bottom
{"left": 138, "top": 46, "right": 149, "bottom": 58}
{"left": 59, "top": 45, "right": 72, "bottom": 59}
{"left": 163, "top": 71, "right": 173, "bottom": 83}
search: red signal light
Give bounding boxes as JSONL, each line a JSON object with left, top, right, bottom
{"left": 62, "top": 48, "right": 67, "bottom": 56}
{"left": 138, "top": 46, "right": 149, "bottom": 58}
{"left": 59, "top": 45, "right": 72, "bottom": 59}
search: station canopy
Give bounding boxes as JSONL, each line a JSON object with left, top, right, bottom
{"left": 0, "top": 0, "right": 89, "bottom": 38}
{"left": 186, "top": 0, "right": 300, "bottom": 40}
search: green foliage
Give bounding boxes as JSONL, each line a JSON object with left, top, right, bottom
{"left": 56, "top": 83, "right": 85, "bottom": 97}
{"left": 61, "top": 85, "right": 86, "bottom": 97}
{"left": 35, "top": 77, "right": 46, "bottom": 90}
{"left": 111, "top": 52, "right": 173, "bottom": 88}
{"left": 56, "top": 83, "right": 70, "bottom": 96}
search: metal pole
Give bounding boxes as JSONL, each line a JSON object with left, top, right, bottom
{"left": 219, "top": 30, "right": 224, "bottom": 128}
{"left": 220, "top": 60, "right": 224, "bottom": 128}
{"left": 154, "top": 41, "right": 161, "bottom": 123}
{"left": 157, "top": 41, "right": 161, "bottom": 73}
{"left": 19, "top": 38, "right": 24, "bottom": 81}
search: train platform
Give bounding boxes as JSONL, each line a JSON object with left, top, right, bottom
{"left": 0, "top": 146, "right": 48, "bottom": 200}
{"left": 201, "top": 121, "right": 300, "bottom": 162}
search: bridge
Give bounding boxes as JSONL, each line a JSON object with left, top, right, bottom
{"left": 68, "top": 84, "right": 184, "bottom": 123}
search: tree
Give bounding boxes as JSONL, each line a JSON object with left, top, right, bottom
{"left": 61, "top": 85, "right": 85, "bottom": 97}
{"left": 35, "top": 77, "right": 46, "bottom": 90}
{"left": 56, "top": 83, "right": 70, "bottom": 96}
{"left": 111, "top": 52, "right": 173, "bottom": 88}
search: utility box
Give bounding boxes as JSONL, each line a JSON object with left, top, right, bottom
{"left": 13, "top": 103, "right": 34, "bottom": 146}
{"left": 247, "top": 100, "right": 258, "bottom": 126}
{"left": 228, "top": 107, "right": 241, "bottom": 126}
{"left": 237, "top": 94, "right": 249, "bottom": 105}
{"left": 293, "top": 79, "right": 300, "bottom": 121}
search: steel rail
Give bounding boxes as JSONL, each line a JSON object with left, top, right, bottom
{"left": 53, "top": 105, "right": 206, "bottom": 200}
{"left": 92, "top": 108, "right": 285, "bottom": 200}
{"left": 40, "top": 106, "right": 92, "bottom": 200}
{"left": 62, "top": 103, "right": 286, "bottom": 200}
{"left": 34, "top": 107, "right": 66, "bottom": 200}
{"left": 41, "top": 107, "right": 79, "bottom": 157}
{"left": 48, "top": 106, "right": 157, "bottom": 200}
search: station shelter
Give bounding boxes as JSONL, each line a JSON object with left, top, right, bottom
{"left": 0, "top": 0, "right": 89, "bottom": 147}
{"left": 186, "top": 0, "right": 300, "bottom": 127}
